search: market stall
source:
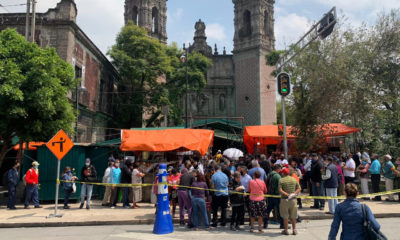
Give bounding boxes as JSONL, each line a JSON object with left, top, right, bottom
{"left": 120, "top": 128, "right": 214, "bottom": 156}
{"left": 243, "top": 123, "right": 360, "bottom": 154}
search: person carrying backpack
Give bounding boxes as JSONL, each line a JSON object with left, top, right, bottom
{"left": 7, "top": 160, "right": 20, "bottom": 210}
{"left": 264, "top": 164, "right": 283, "bottom": 229}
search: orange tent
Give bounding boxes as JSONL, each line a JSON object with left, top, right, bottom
{"left": 120, "top": 129, "right": 214, "bottom": 156}
{"left": 13, "top": 142, "right": 46, "bottom": 151}
{"left": 244, "top": 123, "right": 360, "bottom": 154}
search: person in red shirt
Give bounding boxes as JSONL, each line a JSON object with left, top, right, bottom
{"left": 24, "top": 161, "right": 42, "bottom": 208}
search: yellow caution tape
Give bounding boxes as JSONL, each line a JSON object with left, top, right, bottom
{"left": 59, "top": 180, "right": 400, "bottom": 200}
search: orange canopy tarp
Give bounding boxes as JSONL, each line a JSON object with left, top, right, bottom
{"left": 244, "top": 123, "right": 360, "bottom": 154}
{"left": 13, "top": 142, "right": 46, "bottom": 151}
{"left": 120, "top": 129, "right": 214, "bottom": 156}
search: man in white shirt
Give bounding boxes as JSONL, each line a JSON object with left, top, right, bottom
{"left": 275, "top": 154, "right": 288, "bottom": 166}
{"left": 343, "top": 153, "right": 356, "bottom": 184}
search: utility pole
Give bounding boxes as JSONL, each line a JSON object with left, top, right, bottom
{"left": 30, "top": 0, "right": 37, "bottom": 43}
{"left": 25, "top": 0, "right": 31, "bottom": 41}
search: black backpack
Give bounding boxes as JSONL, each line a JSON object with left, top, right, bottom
{"left": 2, "top": 170, "right": 9, "bottom": 187}
{"left": 265, "top": 172, "right": 277, "bottom": 194}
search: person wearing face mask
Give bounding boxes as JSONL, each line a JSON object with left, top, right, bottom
{"left": 110, "top": 159, "right": 122, "bottom": 208}
{"left": 382, "top": 154, "right": 396, "bottom": 201}
{"left": 62, "top": 166, "right": 78, "bottom": 209}
{"left": 80, "top": 158, "right": 97, "bottom": 209}
{"left": 7, "top": 160, "right": 20, "bottom": 210}
{"left": 24, "top": 161, "right": 42, "bottom": 209}
{"left": 356, "top": 157, "right": 370, "bottom": 200}
{"left": 322, "top": 157, "right": 338, "bottom": 214}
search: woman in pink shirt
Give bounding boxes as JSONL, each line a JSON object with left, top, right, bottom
{"left": 248, "top": 171, "right": 267, "bottom": 233}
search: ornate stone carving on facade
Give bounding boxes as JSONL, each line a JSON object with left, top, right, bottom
{"left": 214, "top": 44, "right": 219, "bottom": 55}
{"left": 189, "top": 19, "right": 212, "bottom": 57}
{"left": 124, "top": 0, "right": 168, "bottom": 43}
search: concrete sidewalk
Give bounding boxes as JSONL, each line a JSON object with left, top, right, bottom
{"left": 0, "top": 199, "right": 399, "bottom": 228}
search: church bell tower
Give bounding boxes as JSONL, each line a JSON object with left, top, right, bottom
{"left": 233, "top": 0, "right": 276, "bottom": 126}
{"left": 124, "top": 0, "right": 167, "bottom": 43}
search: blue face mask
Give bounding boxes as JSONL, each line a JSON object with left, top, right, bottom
{"left": 66, "top": 171, "right": 71, "bottom": 174}
{"left": 363, "top": 161, "right": 367, "bottom": 165}
{"left": 33, "top": 166, "right": 38, "bottom": 169}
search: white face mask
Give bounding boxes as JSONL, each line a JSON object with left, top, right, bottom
{"left": 85, "top": 162, "right": 90, "bottom": 166}
{"left": 115, "top": 163, "right": 120, "bottom": 167}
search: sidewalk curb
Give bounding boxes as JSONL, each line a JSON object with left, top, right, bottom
{"left": 1, "top": 213, "right": 400, "bottom": 228}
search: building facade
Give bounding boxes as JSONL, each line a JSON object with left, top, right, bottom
{"left": 0, "top": 0, "right": 119, "bottom": 143}
{"left": 128, "top": 0, "right": 278, "bottom": 126}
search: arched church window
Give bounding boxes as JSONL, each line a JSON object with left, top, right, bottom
{"left": 152, "top": 7, "right": 159, "bottom": 34}
{"left": 132, "top": 6, "right": 139, "bottom": 25}
{"left": 219, "top": 94, "right": 226, "bottom": 112}
{"left": 242, "top": 10, "right": 252, "bottom": 37}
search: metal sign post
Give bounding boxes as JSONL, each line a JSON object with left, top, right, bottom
{"left": 47, "top": 159, "right": 62, "bottom": 218}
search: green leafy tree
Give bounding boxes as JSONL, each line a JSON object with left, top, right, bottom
{"left": 165, "top": 43, "right": 212, "bottom": 126}
{"left": 0, "top": 28, "right": 76, "bottom": 166}
{"left": 108, "top": 22, "right": 171, "bottom": 128}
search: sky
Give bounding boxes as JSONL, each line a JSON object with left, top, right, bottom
{"left": 1, "top": 0, "right": 400, "bottom": 56}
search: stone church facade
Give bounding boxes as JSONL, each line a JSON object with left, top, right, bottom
{"left": 125, "top": 0, "right": 277, "bottom": 126}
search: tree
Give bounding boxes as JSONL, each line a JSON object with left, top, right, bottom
{"left": 0, "top": 28, "right": 76, "bottom": 167}
{"left": 165, "top": 43, "right": 212, "bottom": 126}
{"left": 108, "top": 22, "right": 171, "bottom": 128}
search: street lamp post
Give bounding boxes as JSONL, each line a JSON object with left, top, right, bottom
{"left": 181, "top": 43, "right": 189, "bottom": 128}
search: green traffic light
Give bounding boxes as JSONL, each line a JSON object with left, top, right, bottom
{"left": 282, "top": 89, "right": 287, "bottom": 92}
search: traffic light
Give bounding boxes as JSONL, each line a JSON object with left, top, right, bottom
{"left": 278, "top": 124, "right": 283, "bottom": 136}
{"left": 318, "top": 12, "right": 336, "bottom": 40}
{"left": 277, "top": 72, "right": 291, "bottom": 97}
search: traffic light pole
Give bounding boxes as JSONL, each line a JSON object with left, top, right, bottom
{"left": 281, "top": 96, "right": 288, "bottom": 160}
{"left": 275, "top": 7, "right": 337, "bottom": 160}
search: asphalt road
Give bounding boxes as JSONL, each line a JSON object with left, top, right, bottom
{"left": 0, "top": 218, "right": 398, "bottom": 240}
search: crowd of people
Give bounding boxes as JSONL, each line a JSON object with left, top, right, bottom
{"left": 4, "top": 148, "right": 399, "bottom": 237}
{"left": 161, "top": 149, "right": 398, "bottom": 236}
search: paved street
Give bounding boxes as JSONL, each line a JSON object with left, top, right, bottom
{"left": 0, "top": 218, "right": 398, "bottom": 240}
{"left": 1, "top": 199, "right": 400, "bottom": 228}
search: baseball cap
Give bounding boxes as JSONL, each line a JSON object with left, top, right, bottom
{"left": 32, "top": 161, "right": 40, "bottom": 166}
{"left": 280, "top": 168, "right": 290, "bottom": 175}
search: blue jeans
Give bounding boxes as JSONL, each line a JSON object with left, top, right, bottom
{"left": 80, "top": 184, "right": 93, "bottom": 207}
{"left": 25, "top": 184, "right": 39, "bottom": 207}
{"left": 123, "top": 187, "right": 130, "bottom": 207}
{"left": 264, "top": 197, "right": 283, "bottom": 226}
{"left": 64, "top": 188, "right": 73, "bottom": 207}
{"left": 7, "top": 184, "right": 17, "bottom": 208}
{"left": 312, "top": 182, "right": 325, "bottom": 208}
{"left": 191, "top": 197, "right": 209, "bottom": 228}
{"left": 325, "top": 188, "right": 338, "bottom": 214}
